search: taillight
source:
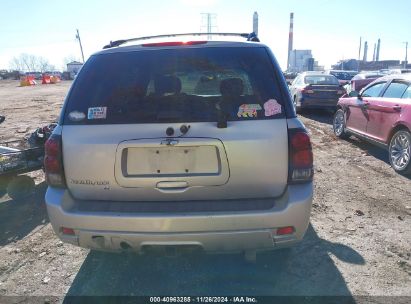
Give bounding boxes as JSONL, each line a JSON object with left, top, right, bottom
{"left": 61, "top": 227, "right": 75, "bottom": 235}
{"left": 44, "top": 134, "right": 66, "bottom": 187}
{"left": 142, "top": 41, "right": 207, "bottom": 47}
{"left": 277, "top": 226, "right": 295, "bottom": 235}
{"left": 300, "top": 87, "right": 314, "bottom": 94}
{"left": 288, "top": 129, "right": 313, "bottom": 183}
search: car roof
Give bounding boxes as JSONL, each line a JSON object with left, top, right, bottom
{"left": 352, "top": 72, "right": 383, "bottom": 80}
{"left": 93, "top": 40, "right": 267, "bottom": 56}
{"left": 360, "top": 73, "right": 411, "bottom": 93}
{"left": 372, "top": 73, "right": 411, "bottom": 83}
{"left": 300, "top": 72, "right": 335, "bottom": 77}
{"left": 328, "top": 70, "right": 357, "bottom": 73}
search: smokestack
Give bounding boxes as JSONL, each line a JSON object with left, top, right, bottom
{"left": 372, "top": 43, "right": 376, "bottom": 61}
{"left": 287, "top": 12, "right": 294, "bottom": 70}
{"left": 253, "top": 12, "right": 258, "bottom": 36}
{"left": 363, "top": 41, "right": 368, "bottom": 62}
{"left": 376, "top": 38, "right": 381, "bottom": 61}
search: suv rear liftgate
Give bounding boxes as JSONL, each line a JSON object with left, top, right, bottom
{"left": 45, "top": 33, "right": 313, "bottom": 259}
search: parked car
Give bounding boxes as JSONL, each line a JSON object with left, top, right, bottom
{"left": 283, "top": 71, "right": 298, "bottom": 85}
{"left": 43, "top": 71, "right": 62, "bottom": 78}
{"left": 289, "top": 72, "right": 346, "bottom": 112}
{"left": 44, "top": 33, "right": 314, "bottom": 260}
{"left": 348, "top": 71, "right": 385, "bottom": 93}
{"left": 325, "top": 70, "right": 358, "bottom": 85}
{"left": 333, "top": 74, "right": 411, "bottom": 175}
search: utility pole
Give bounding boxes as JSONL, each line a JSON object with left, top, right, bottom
{"left": 76, "top": 29, "right": 85, "bottom": 63}
{"left": 404, "top": 42, "right": 408, "bottom": 68}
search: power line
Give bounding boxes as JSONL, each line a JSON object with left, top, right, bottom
{"left": 200, "top": 13, "right": 217, "bottom": 40}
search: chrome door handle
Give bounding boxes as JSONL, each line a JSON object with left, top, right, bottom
{"left": 393, "top": 105, "right": 402, "bottom": 111}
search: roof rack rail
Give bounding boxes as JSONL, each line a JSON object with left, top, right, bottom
{"left": 103, "top": 32, "right": 260, "bottom": 49}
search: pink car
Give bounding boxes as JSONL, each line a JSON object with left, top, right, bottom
{"left": 333, "top": 74, "right": 411, "bottom": 175}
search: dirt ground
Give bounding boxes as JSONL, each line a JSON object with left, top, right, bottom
{"left": 0, "top": 80, "right": 410, "bottom": 301}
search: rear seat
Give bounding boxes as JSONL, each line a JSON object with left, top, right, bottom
{"left": 217, "top": 78, "right": 246, "bottom": 118}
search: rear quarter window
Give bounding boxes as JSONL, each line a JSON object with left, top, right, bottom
{"left": 63, "top": 47, "right": 286, "bottom": 125}
{"left": 382, "top": 81, "right": 409, "bottom": 98}
{"left": 402, "top": 86, "right": 411, "bottom": 99}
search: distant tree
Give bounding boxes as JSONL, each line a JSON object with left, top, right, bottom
{"left": 37, "top": 56, "right": 55, "bottom": 72}
{"left": 20, "top": 53, "right": 36, "bottom": 71}
{"left": 9, "top": 53, "right": 55, "bottom": 73}
{"left": 9, "top": 56, "right": 24, "bottom": 72}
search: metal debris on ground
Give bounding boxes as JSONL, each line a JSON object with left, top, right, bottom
{"left": 355, "top": 210, "right": 365, "bottom": 216}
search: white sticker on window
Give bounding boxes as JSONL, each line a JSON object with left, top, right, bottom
{"left": 264, "top": 99, "right": 282, "bottom": 116}
{"left": 88, "top": 107, "right": 107, "bottom": 120}
{"left": 68, "top": 111, "right": 86, "bottom": 122}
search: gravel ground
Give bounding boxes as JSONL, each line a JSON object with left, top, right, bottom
{"left": 0, "top": 80, "right": 410, "bottom": 301}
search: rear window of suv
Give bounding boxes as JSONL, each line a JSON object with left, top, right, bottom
{"left": 63, "top": 47, "right": 285, "bottom": 125}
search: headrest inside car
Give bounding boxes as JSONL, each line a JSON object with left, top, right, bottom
{"left": 154, "top": 75, "right": 182, "bottom": 95}
{"left": 220, "top": 78, "right": 244, "bottom": 97}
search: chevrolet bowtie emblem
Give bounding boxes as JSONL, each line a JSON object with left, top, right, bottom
{"left": 161, "top": 139, "right": 179, "bottom": 146}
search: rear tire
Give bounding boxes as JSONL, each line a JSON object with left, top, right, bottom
{"left": 7, "top": 175, "right": 35, "bottom": 200}
{"left": 293, "top": 96, "right": 301, "bottom": 114}
{"left": 389, "top": 130, "right": 411, "bottom": 175}
{"left": 0, "top": 176, "right": 11, "bottom": 197}
{"left": 0, "top": 176, "right": 11, "bottom": 190}
{"left": 333, "top": 109, "right": 350, "bottom": 139}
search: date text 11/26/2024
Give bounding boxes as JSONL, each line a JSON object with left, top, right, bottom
{"left": 149, "top": 297, "right": 257, "bottom": 303}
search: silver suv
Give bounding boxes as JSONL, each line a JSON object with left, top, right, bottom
{"left": 44, "top": 33, "right": 313, "bottom": 260}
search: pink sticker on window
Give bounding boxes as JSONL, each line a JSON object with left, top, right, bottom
{"left": 264, "top": 99, "right": 282, "bottom": 116}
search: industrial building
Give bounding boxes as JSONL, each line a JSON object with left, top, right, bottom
{"left": 288, "top": 49, "right": 323, "bottom": 73}
{"left": 66, "top": 61, "right": 83, "bottom": 78}
{"left": 332, "top": 37, "right": 411, "bottom": 71}
{"left": 332, "top": 59, "right": 411, "bottom": 71}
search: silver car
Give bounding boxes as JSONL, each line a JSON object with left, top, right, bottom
{"left": 44, "top": 34, "right": 313, "bottom": 260}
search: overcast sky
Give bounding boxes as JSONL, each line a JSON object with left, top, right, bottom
{"left": 1, "top": 0, "right": 410, "bottom": 70}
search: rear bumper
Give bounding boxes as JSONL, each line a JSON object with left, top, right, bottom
{"left": 45, "top": 183, "right": 313, "bottom": 253}
{"left": 299, "top": 96, "right": 338, "bottom": 109}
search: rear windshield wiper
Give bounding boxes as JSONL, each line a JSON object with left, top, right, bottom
{"left": 216, "top": 106, "right": 228, "bottom": 128}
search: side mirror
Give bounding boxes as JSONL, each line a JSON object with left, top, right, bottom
{"left": 348, "top": 91, "right": 360, "bottom": 98}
